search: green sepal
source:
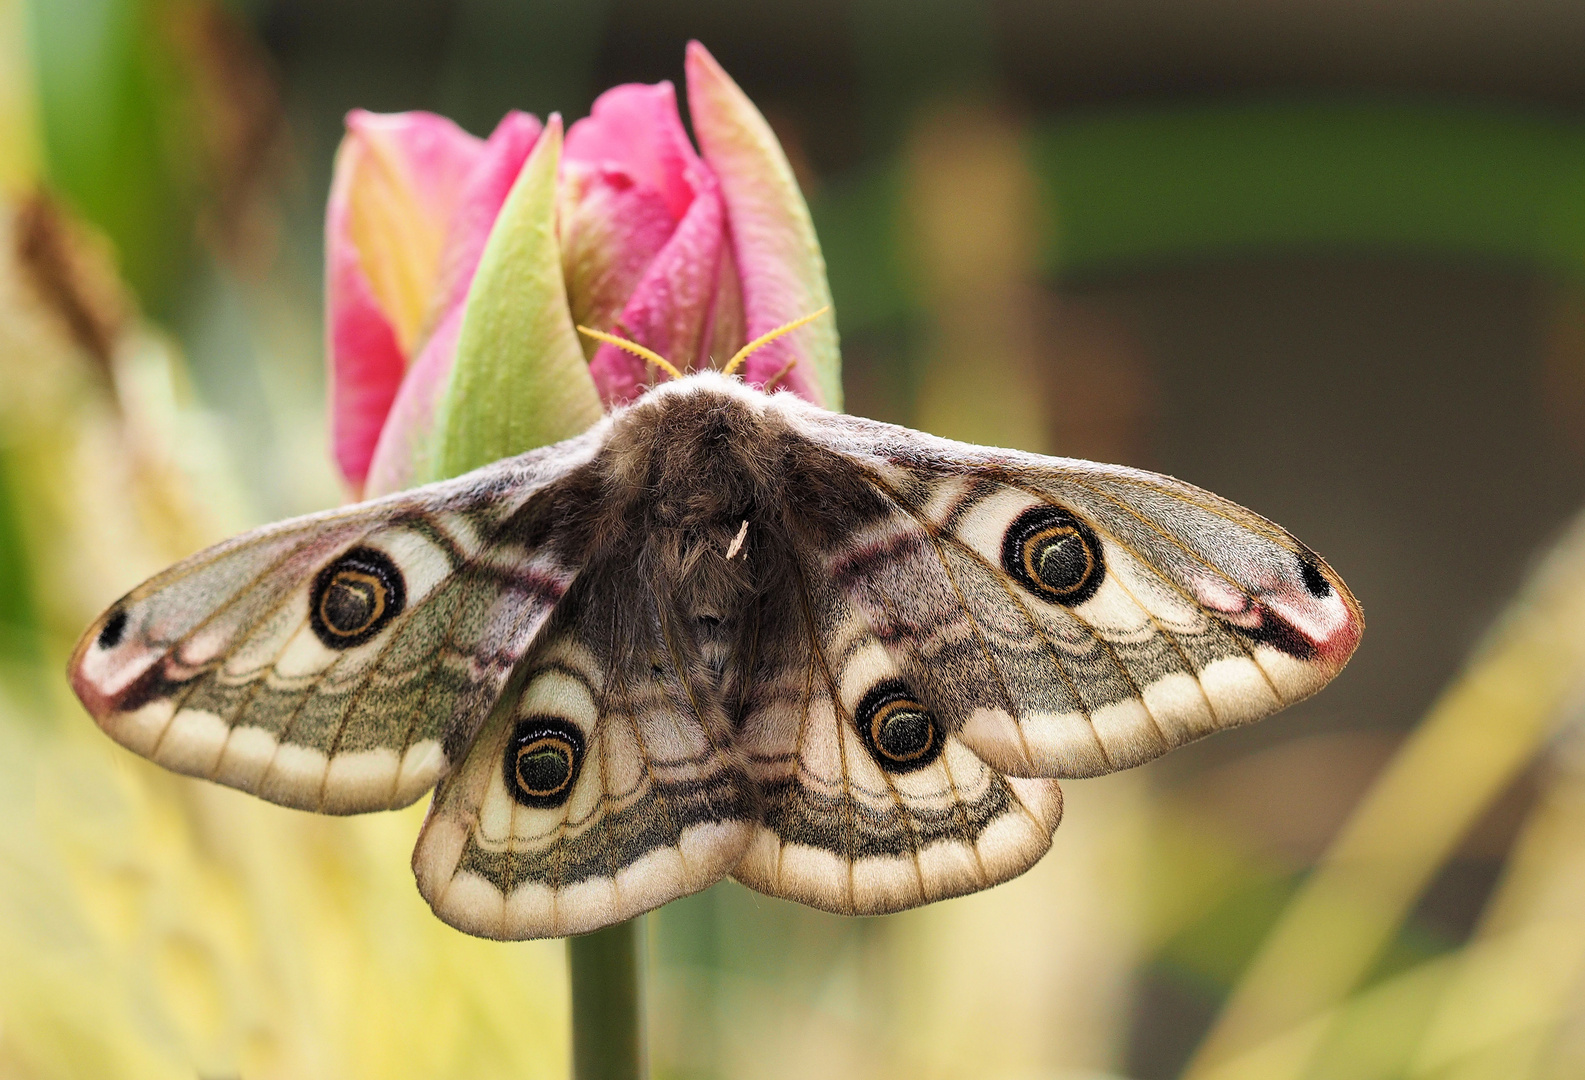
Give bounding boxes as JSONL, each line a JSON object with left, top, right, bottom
{"left": 429, "top": 116, "right": 603, "bottom": 481}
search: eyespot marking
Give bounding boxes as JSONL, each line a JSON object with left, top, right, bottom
{"left": 309, "top": 546, "right": 405, "bottom": 649}
{"left": 98, "top": 607, "right": 129, "bottom": 650}
{"left": 504, "top": 717, "right": 585, "bottom": 808}
{"left": 856, "top": 680, "right": 942, "bottom": 772}
{"left": 1001, "top": 505, "right": 1104, "bottom": 605}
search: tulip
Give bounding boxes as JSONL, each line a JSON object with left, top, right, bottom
{"left": 324, "top": 41, "right": 842, "bottom": 498}
{"left": 684, "top": 41, "right": 842, "bottom": 410}
{"left": 326, "top": 108, "right": 542, "bottom": 495}
{"left": 560, "top": 78, "right": 734, "bottom": 406}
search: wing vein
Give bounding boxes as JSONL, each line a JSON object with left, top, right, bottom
{"left": 851, "top": 466, "right": 1113, "bottom": 770}
{"left": 1009, "top": 474, "right": 1287, "bottom": 704}
{"left": 792, "top": 557, "right": 928, "bottom": 908}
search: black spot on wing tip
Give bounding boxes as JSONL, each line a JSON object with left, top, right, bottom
{"left": 97, "top": 607, "right": 128, "bottom": 649}
{"left": 1299, "top": 556, "right": 1332, "bottom": 598}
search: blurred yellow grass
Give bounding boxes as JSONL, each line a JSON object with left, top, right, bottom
{"left": 1, "top": 717, "right": 571, "bottom": 1080}
{"left": 0, "top": 0, "right": 37, "bottom": 193}
{"left": 0, "top": 194, "right": 569, "bottom": 1080}
{"left": 1408, "top": 728, "right": 1585, "bottom": 1079}
{"left": 1188, "top": 511, "right": 1585, "bottom": 1080}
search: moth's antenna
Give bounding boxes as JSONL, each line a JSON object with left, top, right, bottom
{"left": 762, "top": 355, "right": 799, "bottom": 392}
{"left": 576, "top": 325, "right": 685, "bottom": 381}
{"left": 720, "top": 306, "right": 830, "bottom": 377}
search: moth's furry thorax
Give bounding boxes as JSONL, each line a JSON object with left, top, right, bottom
{"left": 556, "top": 375, "right": 817, "bottom": 643}
{"left": 604, "top": 374, "right": 788, "bottom": 530}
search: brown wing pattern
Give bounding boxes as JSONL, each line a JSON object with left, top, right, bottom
{"left": 722, "top": 519, "right": 1063, "bottom": 915}
{"left": 412, "top": 568, "right": 759, "bottom": 939}
{"left": 708, "top": 405, "right": 1358, "bottom": 917}
{"left": 68, "top": 375, "right": 1361, "bottom": 939}
{"left": 778, "top": 407, "right": 1362, "bottom": 781}
{"left": 68, "top": 430, "right": 606, "bottom": 813}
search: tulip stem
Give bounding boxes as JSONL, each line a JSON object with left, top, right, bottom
{"left": 569, "top": 917, "right": 648, "bottom": 1079}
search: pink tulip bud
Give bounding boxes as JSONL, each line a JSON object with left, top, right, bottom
{"left": 686, "top": 41, "right": 842, "bottom": 410}
{"left": 325, "top": 45, "right": 840, "bottom": 497}
{"left": 362, "top": 112, "right": 542, "bottom": 495}
{"left": 562, "top": 80, "right": 731, "bottom": 405}
{"left": 326, "top": 110, "right": 483, "bottom": 492}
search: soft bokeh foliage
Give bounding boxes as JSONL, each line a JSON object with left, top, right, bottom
{"left": 0, "top": 192, "right": 569, "bottom": 1080}
{"left": 9, "top": 2, "right": 1585, "bottom": 1078}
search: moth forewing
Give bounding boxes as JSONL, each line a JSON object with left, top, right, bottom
{"left": 68, "top": 439, "right": 601, "bottom": 815}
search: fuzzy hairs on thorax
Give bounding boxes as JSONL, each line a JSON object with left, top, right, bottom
{"left": 569, "top": 312, "right": 832, "bottom": 634}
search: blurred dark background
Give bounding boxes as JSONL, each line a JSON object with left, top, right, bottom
{"left": 16, "top": 2, "right": 1585, "bottom": 1077}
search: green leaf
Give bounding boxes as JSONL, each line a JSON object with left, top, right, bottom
{"left": 430, "top": 116, "right": 603, "bottom": 480}
{"left": 27, "top": 0, "right": 199, "bottom": 316}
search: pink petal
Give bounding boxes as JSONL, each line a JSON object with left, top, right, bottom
{"left": 685, "top": 42, "right": 842, "bottom": 409}
{"left": 327, "top": 257, "right": 407, "bottom": 492}
{"left": 565, "top": 82, "right": 700, "bottom": 222}
{"left": 429, "top": 114, "right": 605, "bottom": 476}
{"left": 339, "top": 111, "right": 483, "bottom": 353}
{"left": 325, "top": 142, "right": 409, "bottom": 493}
{"left": 326, "top": 110, "right": 485, "bottom": 491}
{"left": 346, "top": 110, "right": 483, "bottom": 217}
{"left": 588, "top": 166, "right": 726, "bottom": 406}
{"left": 560, "top": 161, "right": 675, "bottom": 359}
{"left": 564, "top": 79, "right": 731, "bottom": 405}
{"left": 431, "top": 111, "right": 542, "bottom": 326}
{"left": 363, "top": 112, "right": 542, "bottom": 495}
{"left": 363, "top": 304, "right": 464, "bottom": 497}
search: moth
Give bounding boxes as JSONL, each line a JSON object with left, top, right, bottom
{"left": 69, "top": 323, "right": 1362, "bottom": 940}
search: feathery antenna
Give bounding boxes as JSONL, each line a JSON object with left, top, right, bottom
{"left": 577, "top": 304, "right": 831, "bottom": 387}
{"left": 720, "top": 307, "right": 830, "bottom": 377}
{"left": 575, "top": 325, "right": 685, "bottom": 381}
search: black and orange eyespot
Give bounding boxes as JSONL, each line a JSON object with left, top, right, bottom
{"left": 309, "top": 547, "right": 405, "bottom": 649}
{"left": 857, "top": 681, "right": 942, "bottom": 772}
{"left": 1001, "top": 505, "right": 1104, "bottom": 605}
{"left": 504, "top": 717, "right": 585, "bottom": 808}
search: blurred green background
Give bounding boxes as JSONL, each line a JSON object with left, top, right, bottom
{"left": 7, "top": 1, "right": 1585, "bottom": 1078}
